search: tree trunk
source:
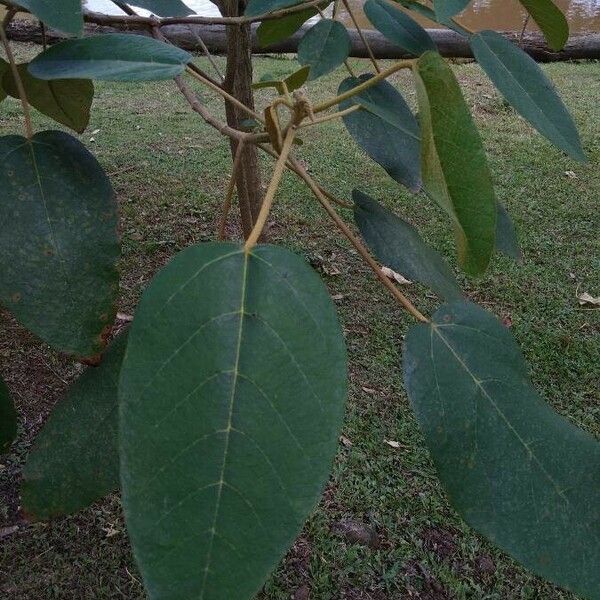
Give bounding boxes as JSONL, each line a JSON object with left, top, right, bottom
{"left": 221, "top": 0, "right": 263, "bottom": 241}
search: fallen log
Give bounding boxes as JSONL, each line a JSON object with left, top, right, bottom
{"left": 7, "top": 19, "right": 600, "bottom": 62}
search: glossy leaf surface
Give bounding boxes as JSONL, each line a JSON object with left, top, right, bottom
{"left": 298, "top": 20, "right": 351, "bottom": 80}
{"left": 21, "top": 333, "right": 128, "bottom": 520}
{"left": 353, "top": 190, "right": 462, "bottom": 301}
{"left": 120, "top": 243, "right": 347, "bottom": 600}
{"left": 518, "top": 0, "right": 569, "bottom": 51}
{"left": 414, "top": 52, "right": 496, "bottom": 275}
{"left": 29, "top": 34, "right": 191, "bottom": 82}
{"left": 0, "top": 376, "right": 17, "bottom": 454}
{"left": 124, "top": 0, "right": 194, "bottom": 15}
{"left": 257, "top": 8, "right": 318, "bottom": 46}
{"left": 16, "top": 0, "right": 83, "bottom": 35}
{"left": 364, "top": 0, "right": 436, "bottom": 55}
{"left": 339, "top": 74, "right": 421, "bottom": 192}
{"left": 403, "top": 301, "right": 600, "bottom": 599}
{"left": 3, "top": 64, "right": 93, "bottom": 133}
{"left": 0, "top": 131, "right": 120, "bottom": 358}
{"left": 471, "top": 30, "right": 585, "bottom": 161}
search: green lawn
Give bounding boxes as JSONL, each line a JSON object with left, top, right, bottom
{"left": 0, "top": 44, "right": 598, "bottom": 600}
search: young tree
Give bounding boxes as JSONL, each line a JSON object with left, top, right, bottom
{"left": 0, "top": 0, "right": 598, "bottom": 598}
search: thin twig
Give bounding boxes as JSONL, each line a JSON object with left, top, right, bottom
{"left": 341, "top": 0, "right": 380, "bottom": 73}
{"left": 218, "top": 139, "right": 245, "bottom": 240}
{"left": 256, "top": 143, "right": 354, "bottom": 209}
{"left": 187, "top": 25, "right": 224, "bottom": 83}
{"left": 245, "top": 127, "right": 297, "bottom": 251}
{"left": 0, "top": 22, "right": 33, "bottom": 138}
{"left": 519, "top": 14, "right": 531, "bottom": 47}
{"left": 75, "top": 0, "right": 329, "bottom": 27}
{"left": 290, "top": 158, "right": 429, "bottom": 322}
{"left": 314, "top": 59, "right": 414, "bottom": 112}
{"left": 298, "top": 104, "right": 360, "bottom": 128}
{"left": 185, "top": 66, "right": 265, "bottom": 124}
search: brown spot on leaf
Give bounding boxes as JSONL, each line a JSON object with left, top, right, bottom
{"left": 11, "top": 292, "right": 21, "bottom": 303}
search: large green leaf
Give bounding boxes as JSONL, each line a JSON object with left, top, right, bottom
{"left": 339, "top": 74, "right": 421, "bottom": 192}
{"left": 0, "top": 131, "right": 120, "bottom": 358}
{"left": 21, "top": 333, "right": 128, "bottom": 521}
{"left": 0, "top": 58, "right": 8, "bottom": 103}
{"left": 123, "top": 0, "right": 194, "bottom": 15}
{"left": 414, "top": 52, "right": 496, "bottom": 275}
{"left": 2, "top": 64, "right": 93, "bottom": 133}
{"left": 16, "top": 0, "right": 83, "bottom": 36}
{"left": 28, "top": 34, "right": 191, "bottom": 82}
{"left": 257, "top": 8, "right": 318, "bottom": 47}
{"left": 353, "top": 190, "right": 462, "bottom": 301}
{"left": 518, "top": 0, "right": 569, "bottom": 51}
{"left": 471, "top": 31, "right": 585, "bottom": 162}
{"left": 245, "top": 0, "right": 303, "bottom": 17}
{"left": 120, "top": 243, "right": 347, "bottom": 600}
{"left": 364, "top": 0, "right": 436, "bottom": 55}
{"left": 403, "top": 301, "right": 600, "bottom": 599}
{"left": 297, "top": 20, "right": 351, "bottom": 81}
{"left": 432, "top": 0, "right": 471, "bottom": 21}
{"left": 0, "top": 375, "right": 17, "bottom": 454}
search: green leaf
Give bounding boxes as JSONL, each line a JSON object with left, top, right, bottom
{"left": 28, "top": 34, "right": 191, "bottom": 82}
{"left": 0, "top": 375, "right": 17, "bottom": 454}
{"left": 518, "top": 0, "right": 569, "bottom": 51}
{"left": 364, "top": 0, "right": 436, "bottom": 55}
{"left": 16, "top": 0, "right": 83, "bottom": 36}
{"left": 120, "top": 242, "right": 347, "bottom": 600}
{"left": 0, "top": 131, "right": 120, "bottom": 358}
{"left": 298, "top": 20, "right": 351, "bottom": 81}
{"left": 353, "top": 190, "right": 462, "bottom": 301}
{"left": 257, "top": 8, "right": 318, "bottom": 47}
{"left": 0, "top": 58, "right": 8, "bottom": 103}
{"left": 245, "top": 0, "right": 303, "bottom": 17}
{"left": 252, "top": 66, "right": 310, "bottom": 94}
{"left": 2, "top": 63, "right": 93, "bottom": 133}
{"left": 396, "top": 0, "right": 470, "bottom": 35}
{"left": 21, "top": 333, "right": 128, "bottom": 521}
{"left": 285, "top": 65, "right": 311, "bottom": 91}
{"left": 495, "top": 202, "right": 521, "bottom": 260}
{"left": 414, "top": 52, "right": 496, "bottom": 275}
{"left": 433, "top": 0, "right": 471, "bottom": 22}
{"left": 471, "top": 30, "right": 585, "bottom": 162}
{"left": 121, "top": 0, "right": 194, "bottom": 16}
{"left": 339, "top": 74, "right": 421, "bottom": 192}
{"left": 403, "top": 301, "right": 600, "bottom": 599}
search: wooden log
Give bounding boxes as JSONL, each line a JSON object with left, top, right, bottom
{"left": 7, "top": 19, "right": 600, "bottom": 63}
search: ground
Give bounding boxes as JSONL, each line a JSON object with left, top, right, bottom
{"left": 0, "top": 44, "right": 598, "bottom": 600}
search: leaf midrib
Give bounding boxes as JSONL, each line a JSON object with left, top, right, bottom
{"left": 431, "top": 322, "right": 571, "bottom": 506}
{"left": 199, "top": 251, "right": 249, "bottom": 599}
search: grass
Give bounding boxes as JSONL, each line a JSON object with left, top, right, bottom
{"left": 1, "top": 44, "right": 599, "bottom": 600}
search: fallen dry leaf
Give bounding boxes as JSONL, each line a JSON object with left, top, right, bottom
{"left": 381, "top": 266, "right": 412, "bottom": 285}
{"left": 564, "top": 170, "right": 577, "bottom": 179}
{"left": 578, "top": 292, "right": 600, "bottom": 307}
{"left": 384, "top": 439, "right": 401, "bottom": 449}
{"left": 361, "top": 386, "right": 376, "bottom": 395}
{"left": 340, "top": 435, "right": 353, "bottom": 447}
